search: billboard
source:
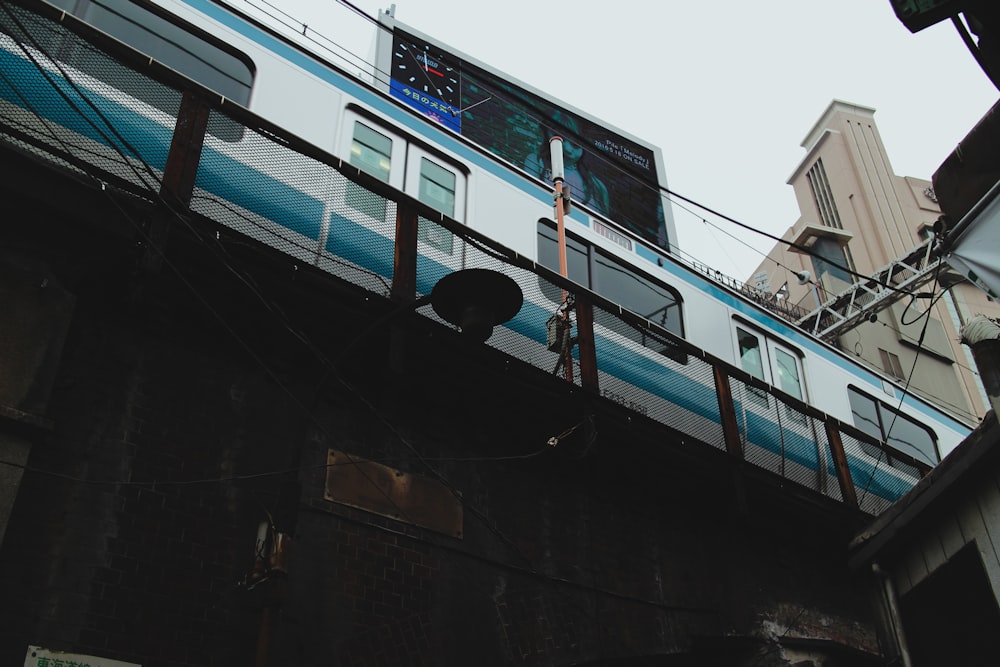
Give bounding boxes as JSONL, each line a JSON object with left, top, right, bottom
{"left": 379, "top": 22, "right": 674, "bottom": 253}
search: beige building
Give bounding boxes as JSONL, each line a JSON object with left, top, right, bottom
{"left": 749, "top": 100, "right": 998, "bottom": 427}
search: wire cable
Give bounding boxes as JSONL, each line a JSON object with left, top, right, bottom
{"left": 857, "top": 256, "right": 943, "bottom": 505}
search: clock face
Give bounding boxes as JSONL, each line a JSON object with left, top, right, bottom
{"left": 391, "top": 36, "right": 460, "bottom": 111}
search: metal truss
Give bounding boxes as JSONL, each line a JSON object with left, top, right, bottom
{"left": 796, "top": 239, "right": 950, "bottom": 341}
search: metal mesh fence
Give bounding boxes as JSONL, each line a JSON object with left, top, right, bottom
{"left": 0, "top": 3, "right": 174, "bottom": 194}
{"left": 0, "top": 0, "right": 931, "bottom": 516}
{"left": 732, "top": 375, "right": 818, "bottom": 493}
{"left": 839, "top": 429, "right": 922, "bottom": 515}
{"left": 591, "top": 303, "right": 726, "bottom": 449}
{"left": 731, "top": 376, "right": 852, "bottom": 498}
{"left": 189, "top": 122, "right": 399, "bottom": 298}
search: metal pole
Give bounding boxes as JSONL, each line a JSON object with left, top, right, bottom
{"left": 549, "top": 137, "right": 574, "bottom": 382}
{"left": 550, "top": 136, "right": 568, "bottom": 279}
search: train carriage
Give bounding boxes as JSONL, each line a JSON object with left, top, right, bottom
{"left": 0, "top": 0, "right": 974, "bottom": 511}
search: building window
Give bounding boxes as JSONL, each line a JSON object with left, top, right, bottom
{"left": 811, "top": 236, "right": 854, "bottom": 286}
{"left": 806, "top": 158, "right": 843, "bottom": 229}
{"left": 879, "top": 348, "right": 905, "bottom": 379}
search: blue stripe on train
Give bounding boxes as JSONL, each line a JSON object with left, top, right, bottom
{"left": 0, "top": 48, "right": 170, "bottom": 169}
{"left": 197, "top": 151, "right": 324, "bottom": 241}
{"left": 0, "top": 49, "right": 325, "bottom": 241}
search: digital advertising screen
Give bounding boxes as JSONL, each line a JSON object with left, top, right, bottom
{"left": 385, "top": 28, "right": 671, "bottom": 252}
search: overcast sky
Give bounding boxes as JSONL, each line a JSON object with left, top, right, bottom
{"left": 230, "top": 0, "right": 997, "bottom": 280}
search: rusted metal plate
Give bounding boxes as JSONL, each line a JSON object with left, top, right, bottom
{"left": 324, "top": 449, "right": 463, "bottom": 538}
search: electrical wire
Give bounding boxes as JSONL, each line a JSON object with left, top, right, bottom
{"left": 857, "top": 256, "right": 944, "bottom": 506}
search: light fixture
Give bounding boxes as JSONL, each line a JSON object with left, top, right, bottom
{"left": 430, "top": 269, "right": 523, "bottom": 342}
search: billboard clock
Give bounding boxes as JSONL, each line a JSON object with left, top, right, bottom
{"left": 390, "top": 36, "right": 461, "bottom": 131}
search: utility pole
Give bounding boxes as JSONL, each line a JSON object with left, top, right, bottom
{"left": 550, "top": 136, "right": 574, "bottom": 382}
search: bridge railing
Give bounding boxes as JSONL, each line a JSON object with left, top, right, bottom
{"left": 0, "top": 0, "right": 929, "bottom": 514}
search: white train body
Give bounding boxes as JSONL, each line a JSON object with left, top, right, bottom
{"left": 0, "top": 0, "right": 975, "bottom": 509}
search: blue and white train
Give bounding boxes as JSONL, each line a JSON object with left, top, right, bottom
{"left": 0, "top": 0, "right": 976, "bottom": 510}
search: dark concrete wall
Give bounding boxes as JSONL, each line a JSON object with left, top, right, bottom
{"left": 0, "top": 158, "right": 881, "bottom": 667}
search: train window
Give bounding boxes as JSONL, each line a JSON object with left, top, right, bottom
{"left": 415, "top": 158, "right": 456, "bottom": 253}
{"left": 774, "top": 348, "right": 803, "bottom": 402}
{"left": 736, "top": 327, "right": 768, "bottom": 404}
{"left": 591, "top": 250, "right": 684, "bottom": 361}
{"left": 408, "top": 152, "right": 464, "bottom": 256}
{"left": 417, "top": 158, "right": 456, "bottom": 216}
{"left": 537, "top": 222, "right": 589, "bottom": 292}
{"left": 536, "top": 220, "right": 685, "bottom": 361}
{"left": 847, "top": 387, "right": 938, "bottom": 466}
{"left": 593, "top": 252, "right": 682, "bottom": 338}
{"left": 346, "top": 120, "right": 393, "bottom": 221}
{"left": 50, "top": 0, "right": 254, "bottom": 141}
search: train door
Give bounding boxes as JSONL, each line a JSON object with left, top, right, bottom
{"left": 322, "top": 110, "right": 464, "bottom": 293}
{"left": 733, "top": 323, "right": 825, "bottom": 490}
{"left": 404, "top": 145, "right": 466, "bottom": 291}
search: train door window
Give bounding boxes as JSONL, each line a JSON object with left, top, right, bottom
{"left": 737, "top": 328, "right": 765, "bottom": 382}
{"left": 49, "top": 0, "right": 253, "bottom": 141}
{"left": 773, "top": 347, "right": 803, "bottom": 402}
{"left": 345, "top": 118, "right": 401, "bottom": 222}
{"left": 415, "top": 158, "right": 455, "bottom": 254}
{"left": 350, "top": 121, "right": 393, "bottom": 181}
{"left": 416, "top": 158, "right": 456, "bottom": 216}
{"left": 406, "top": 149, "right": 466, "bottom": 256}
{"left": 771, "top": 344, "right": 806, "bottom": 422}
{"left": 736, "top": 327, "right": 768, "bottom": 404}
{"left": 847, "top": 387, "right": 938, "bottom": 467}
